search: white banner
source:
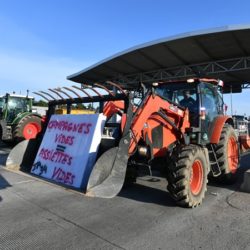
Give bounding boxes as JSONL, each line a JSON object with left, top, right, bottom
{"left": 31, "top": 114, "right": 106, "bottom": 188}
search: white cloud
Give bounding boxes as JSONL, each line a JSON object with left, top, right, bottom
{"left": 0, "top": 16, "right": 93, "bottom": 97}
{"left": 0, "top": 50, "right": 92, "bottom": 96}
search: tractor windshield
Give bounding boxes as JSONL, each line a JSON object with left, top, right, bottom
{"left": 6, "top": 97, "right": 30, "bottom": 123}
{"left": 155, "top": 82, "right": 199, "bottom": 126}
{"left": 155, "top": 82, "right": 198, "bottom": 112}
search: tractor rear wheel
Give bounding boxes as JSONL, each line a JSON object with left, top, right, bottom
{"left": 13, "top": 115, "right": 42, "bottom": 142}
{"left": 213, "top": 124, "right": 239, "bottom": 184}
{"left": 167, "top": 145, "right": 208, "bottom": 208}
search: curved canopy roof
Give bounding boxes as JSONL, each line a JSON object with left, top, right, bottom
{"left": 68, "top": 25, "right": 250, "bottom": 93}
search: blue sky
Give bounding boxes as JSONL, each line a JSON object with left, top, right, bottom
{"left": 0, "top": 0, "right": 250, "bottom": 115}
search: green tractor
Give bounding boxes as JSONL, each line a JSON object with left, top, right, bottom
{"left": 0, "top": 93, "right": 42, "bottom": 143}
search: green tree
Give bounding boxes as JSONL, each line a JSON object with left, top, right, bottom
{"left": 33, "top": 99, "right": 48, "bottom": 107}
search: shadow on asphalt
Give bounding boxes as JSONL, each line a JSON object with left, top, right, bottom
{"left": 0, "top": 142, "right": 12, "bottom": 166}
{"left": 119, "top": 182, "right": 176, "bottom": 207}
{"left": 0, "top": 174, "right": 11, "bottom": 189}
{"left": 0, "top": 154, "right": 8, "bottom": 166}
{"left": 119, "top": 153, "right": 250, "bottom": 205}
{"left": 0, "top": 174, "right": 12, "bottom": 203}
{"left": 0, "top": 142, "right": 13, "bottom": 202}
{"left": 1, "top": 140, "right": 249, "bottom": 205}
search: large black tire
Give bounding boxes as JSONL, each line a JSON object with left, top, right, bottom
{"left": 213, "top": 124, "right": 239, "bottom": 184}
{"left": 167, "top": 145, "right": 208, "bottom": 208}
{"left": 13, "top": 115, "right": 42, "bottom": 142}
{"left": 0, "top": 123, "right": 14, "bottom": 146}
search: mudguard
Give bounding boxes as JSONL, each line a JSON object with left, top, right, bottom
{"left": 12, "top": 112, "right": 41, "bottom": 125}
{"left": 209, "top": 115, "right": 234, "bottom": 144}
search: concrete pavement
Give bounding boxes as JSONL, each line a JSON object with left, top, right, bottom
{"left": 0, "top": 145, "right": 250, "bottom": 250}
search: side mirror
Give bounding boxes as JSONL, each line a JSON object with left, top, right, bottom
{"left": 224, "top": 104, "right": 228, "bottom": 114}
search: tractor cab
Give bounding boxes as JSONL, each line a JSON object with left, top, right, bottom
{"left": 3, "top": 94, "right": 33, "bottom": 124}
{"left": 155, "top": 78, "right": 224, "bottom": 144}
{"left": 0, "top": 94, "right": 33, "bottom": 124}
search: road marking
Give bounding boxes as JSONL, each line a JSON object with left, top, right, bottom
{"left": 13, "top": 180, "right": 35, "bottom": 185}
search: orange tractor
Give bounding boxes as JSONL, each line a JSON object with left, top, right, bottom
{"left": 85, "top": 78, "right": 239, "bottom": 207}
{"left": 10, "top": 78, "right": 239, "bottom": 207}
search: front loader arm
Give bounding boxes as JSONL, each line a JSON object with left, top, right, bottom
{"left": 129, "top": 93, "right": 190, "bottom": 155}
{"left": 103, "top": 100, "right": 125, "bottom": 119}
{"left": 86, "top": 91, "right": 190, "bottom": 198}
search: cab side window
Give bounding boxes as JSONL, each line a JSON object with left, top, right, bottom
{"left": 216, "top": 93, "right": 224, "bottom": 114}
{"left": 201, "top": 84, "right": 217, "bottom": 122}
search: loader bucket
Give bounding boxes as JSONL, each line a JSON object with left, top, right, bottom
{"left": 86, "top": 132, "right": 130, "bottom": 198}
{"left": 86, "top": 93, "right": 133, "bottom": 198}
{"left": 5, "top": 139, "right": 41, "bottom": 172}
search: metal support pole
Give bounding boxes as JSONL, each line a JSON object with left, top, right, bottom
{"left": 67, "top": 103, "right": 72, "bottom": 114}
{"left": 230, "top": 85, "right": 233, "bottom": 115}
{"left": 111, "top": 86, "right": 117, "bottom": 122}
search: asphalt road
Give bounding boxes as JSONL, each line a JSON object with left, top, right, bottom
{"left": 0, "top": 143, "right": 250, "bottom": 250}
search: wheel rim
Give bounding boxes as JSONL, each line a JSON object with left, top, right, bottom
{"left": 227, "top": 136, "right": 239, "bottom": 173}
{"left": 190, "top": 160, "right": 203, "bottom": 195}
{"left": 23, "top": 123, "right": 40, "bottom": 139}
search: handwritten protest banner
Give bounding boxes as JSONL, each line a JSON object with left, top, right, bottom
{"left": 31, "top": 114, "right": 106, "bottom": 188}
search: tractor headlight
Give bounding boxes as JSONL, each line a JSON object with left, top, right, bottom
{"left": 138, "top": 145, "right": 149, "bottom": 157}
{"left": 190, "top": 133, "right": 197, "bottom": 139}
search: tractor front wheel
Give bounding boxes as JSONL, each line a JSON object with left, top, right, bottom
{"left": 13, "top": 115, "right": 42, "bottom": 142}
{"left": 167, "top": 145, "right": 208, "bottom": 208}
